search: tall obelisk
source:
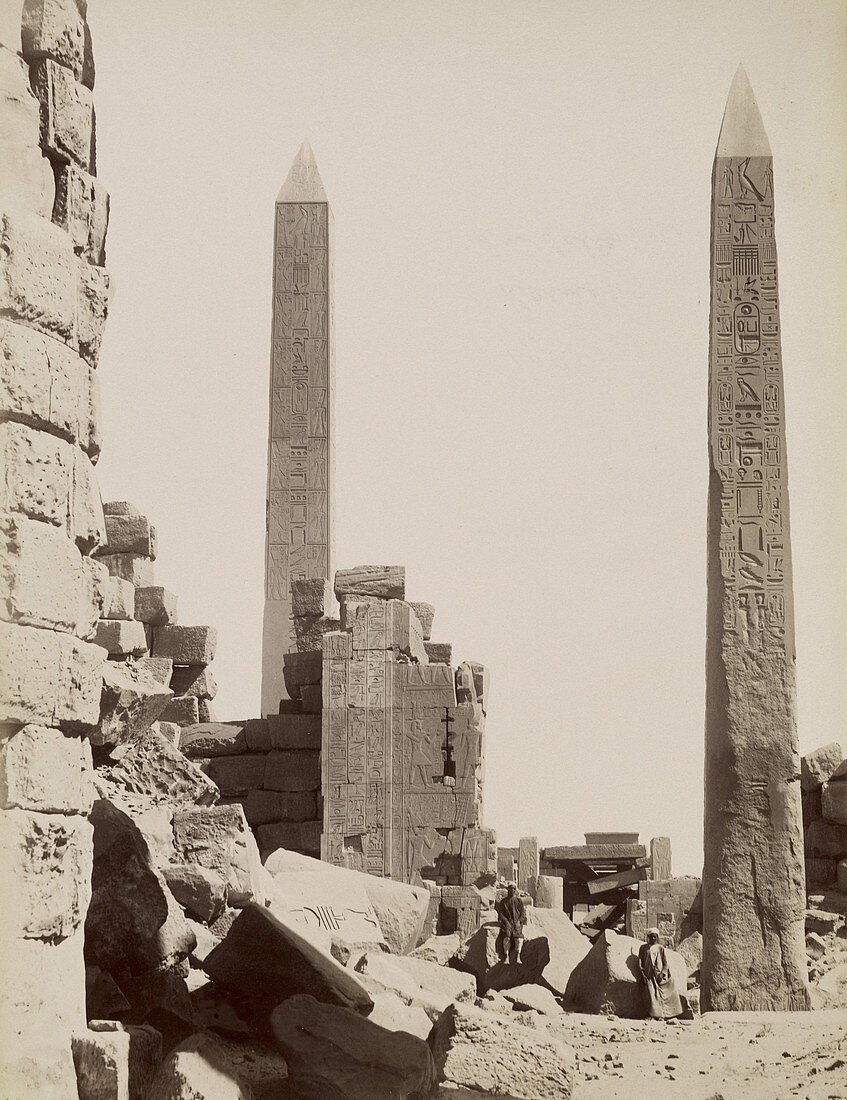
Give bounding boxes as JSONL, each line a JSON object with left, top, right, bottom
{"left": 703, "top": 68, "right": 809, "bottom": 1011}
{"left": 261, "top": 143, "right": 334, "bottom": 715}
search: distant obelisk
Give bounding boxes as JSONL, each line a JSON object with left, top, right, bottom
{"left": 261, "top": 143, "right": 334, "bottom": 715}
{"left": 702, "top": 68, "right": 809, "bottom": 1011}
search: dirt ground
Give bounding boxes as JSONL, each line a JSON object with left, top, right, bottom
{"left": 546, "top": 1010, "right": 847, "bottom": 1100}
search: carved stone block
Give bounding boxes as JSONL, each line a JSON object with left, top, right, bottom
{"left": 409, "top": 602, "right": 434, "bottom": 640}
{"left": 334, "top": 565, "right": 405, "bottom": 601}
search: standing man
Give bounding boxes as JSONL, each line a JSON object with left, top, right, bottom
{"left": 638, "top": 928, "right": 682, "bottom": 1019}
{"left": 495, "top": 883, "right": 526, "bottom": 965}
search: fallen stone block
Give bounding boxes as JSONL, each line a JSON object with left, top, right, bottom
{"left": 565, "top": 929, "right": 688, "bottom": 1017}
{"left": 134, "top": 586, "right": 176, "bottom": 626}
{"left": 147, "top": 1032, "right": 254, "bottom": 1100}
{"left": 0, "top": 722, "right": 94, "bottom": 813}
{"left": 409, "top": 601, "right": 434, "bottom": 640}
{"left": 409, "top": 933, "right": 461, "bottom": 967}
{"left": 263, "top": 748, "right": 321, "bottom": 791}
{"left": 98, "top": 552, "right": 155, "bottom": 587}
{"left": 100, "top": 514, "right": 157, "bottom": 558}
{"left": 180, "top": 722, "right": 247, "bottom": 757}
{"left": 21, "top": 0, "right": 87, "bottom": 81}
{"left": 801, "top": 742, "right": 844, "bottom": 791}
{"left": 94, "top": 617, "right": 148, "bottom": 656}
{"left": 271, "top": 993, "right": 435, "bottom": 1099}
{"left": 368, "top": 990, "right": 434, "bottom": 1040}
{"left": 31, "top": 57, "right": 93, "bottom": 168}
{"left": 152, "top": 624, "right": 217, "bottom": 664}
{"left": 73, "top": 1021, "right": 162, "bottom": 1100}
{"left": 677, "top": 931, "right": 703, "bottom": 974}
{"left": 135, "top": 886, "right": 197, "bottom": 972}
{"left": 163, "top": 863, "right": 227, "bottom": 925}
{"left": 428, "top": 1002, "right": 575, "bottom": 1099}
{"left": 0, "top": 619, "right": 105, "bottom": 726}
{"left": 204, "top": 903, "right": 374, "bottom": 1016}
{"left": 355, "top": 951, "right": 475, "bottom": 1021}
{"left": 90, "top": 658, "right": 172, "bottom": 748}
{"left": 242, "top": 789, "right": 318, "bottom": 826}
{"left": 335, "top": 565, "right": 405, "bottom": 601}
{"left": 160, "top": 694, "right": 200, "bottom": 727}
{"left": 805, "top": 931, "right": 827, "bottom": 961}
{"left": 282, "top": 649, "right": 322, "bottom": 699}
{"left": 169, "top": 664, "right": 217, "bottom": 699}
{"left": 265, "top": 848, "right": 431, "bottom": 955}
{"left": 52, "top": 160, "right": 109, "bottom": 264}
{"left": 256, "top": 819, "right": 321, "bottom": 859}
{"left": 0, "top": 47, "right": 55, "bottom": 217}
{"left": 291, "top": 576, "right": 338, "bottom": 618}
{"left": 102, "top": 574, "right": 135, "bottom": 620}
{"left": 822, "top": 780, "right": 847, "bottom": 826}
{"left": 95, "top": 723, "right": 218, "bottom": 807}
{"left": 206, "top": 753, "right": 266, "bottom": 796}
{"left": 805, "top": 819, "right": 847, "bottom": 860}
{"left": 805, "top": 909, "right": 840, "bottom": 936}
{"left": 534, "top": 875, "right": 565, "bottom": 909}
{"left": 172, "top": 804, "right": 263, "bottom": 907}
{"left": 501, "top": 983, "right": 563, "bottom": 1015}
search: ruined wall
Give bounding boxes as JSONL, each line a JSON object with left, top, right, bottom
{"left": 801, "top": 741, "right": 847, "bottom": 893}
{"left": 0, "top": 3, "right": 108, "bottom": 1092}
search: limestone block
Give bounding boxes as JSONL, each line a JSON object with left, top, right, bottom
{"left": 501, "top": 984, "right": 563, "bottom": 1015}
{"left": 822, "top": 781, "right": 847, "bottom": 825}
{"left": 172, "top": 804, "right": 263, "bottom": 907}
{"left": 52, "top": 160, "right": 108, "bottom": 263}
{"left": 0, "top": 207, "right": 77, "bottom": 340}
{"left": 264, "top": 748, "right": 321, "bottom": 792}
{"left": 205, "top": 903, "right": 373, "bottom": 1017}
{"left": 0, "top": 806, "right": 92, "bottom": 940}
{"left": 428, "top": 1003, "right": 575, "bottom": 1099}
{"left": 410, "top": 933, "right": 460, "bottom": 967}
{"left": 135, "top": 883, "right": 197, "bottom": 972}
{"left": 283, "top": 648, "right": 322, "bottom": 698}
{"left": 102, "top": 574, "right": 134, "bottom": 619}
{"left": 73, "top": 1023, "right": 162, "bottom": 1100}
{"left": 101, "top": 513, "right": 157, "bottom": 558}
{"left": 456, "top": 660, "right": 489, "bottom": 711}
{"left": 565, "top": 929, "right": 688, "bottom": 1017}
{"left": 335, "top": 565, "right": 405, "bottom": 600}
{"left": 21, "top": 0, "right": 86, "bottom": 80}
{"left": 801, "top": 742, "right": 844, "bottom": 791}
{"left": 0, "top": 49, "right": 56, "bottom": 217}
{"left": 650, "top": 836, "right": 672, "bottom": 880}
{"left": 147, "top": 1033, "right": 254, "bottom": 1100}
{"left": 153, "top": 624, "right": 217, "bottom": 664}
{"left": 155, "top": 720, "right": 181, "bottom": 745}
{"left": 424, "top": 641, "right": 452, "bottom": 664}
{"left": 205, "top": 753, "right": 265, "bottom": 796}
{"left": 805, "top": 819, "right": 847, "bottom": 860}
{"left": 169, "top": 664, "right": 217, "bottom": 698}
{"left": 91, "top": 658, "right": 173, "bottom": 747}
{"left": 160, "top": 694, "right": 200, "bottom": 726}
{"left": 0, "top": 321, "right": 99, "bottom": 453}
{"left": 0, "top": 513, "right": 107, "bottom": 635}
{"left": 291, "top": 576, "right": 338, "bottom": 618}
{"left": 0, "top": 723, "right": 94, "bottom": 813}
{"left": 264, "top": 866, "right": 387, "bottom": 953}
{"left": 534, "top": 875, "right": 564, "bottom": 909}
{"left": 162, "top": 863, "right": 227, "bottom": 924}
{"left": 180, "top": 722, "right": 247, "bottom": 757}
{"left": 256, "top": 819, "right": 321, "bottom": 858}
{"left": 294, "top": 612, "right": 341, "bottom": 651}
{"left": 99, "top": 551, "right": 155, "bottom": 586}
{"left": 94, "top": 617, "right": 148, "bottom": 656}
{"left": 104, "top": 501, "right": 145, "bottom": 516}
{"left": 356, "top": 951, "right": 475, "bottom": 1021}
{"left": 409, "top": 601, "right": 434, "bottom": 640}
{"left": 248, "top": 711, "right": 321, "bottom": 751}
{"left": 95, "top": 723, "right": 218, "bottom": 808}
{"left": 76, "top": 259, "right": 110, "bottom": 367}
{"left": 300, "top": 682, "right": 321, "bottom": 712}
{"left": 196, "top": 699, "right": 217, "bottom": 723}
{"left": 367, "top": 991, "right": 433, "bottom": 1041}
{"left": 0, "top": 619, "right": 105, "bottom": 725}
{"left": 136, "top": 655, "right": 173, "bottom": 684}
{"left": 31, "top": 58, "right": 93, "bottom": 168}
{"left": 242, "top": 789, "right": 318, "bottom": 826}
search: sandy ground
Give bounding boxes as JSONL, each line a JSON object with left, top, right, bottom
{"left": 547, "top": 1010, "right": 847, "bottom": 1100}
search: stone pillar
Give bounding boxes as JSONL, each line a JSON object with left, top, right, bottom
{"left": 533, "top": 875, "right": 564, "bottom": 910}
{"left": 517, "top": 837, "right": 539, "bottom": 893}
{"left": 702, "top": 66, "right": 809, "bottom": 1011}
{"left": 649, "top": 836, "right": 672, "bottom": 881}
{"left": 0, "top": 2, "right": 112, "bottom": 1092}
{"left": 261, "top": 143, "right": 334, "bottom": 715}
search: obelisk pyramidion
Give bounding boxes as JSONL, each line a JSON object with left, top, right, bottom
{"left": 702, "top": 67, "right": 809, "bottom": 1011}
{"left": 261, "top": 142, "right": 334, "bottom": 715}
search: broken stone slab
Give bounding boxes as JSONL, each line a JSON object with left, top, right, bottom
{"left": 355, "top": 951, "right": 476, "bottom": 1022}
{"left": 95, "top": 723, "right": 218, "bottom": 808}
{"left": 147, "top": 1032, "right": 255, "bottom": 1100}
{"left": 99, "top": 514, "right": 157, "bottom": 558}
{"left": 501, "top": 984, "right": 563, "bottom": 1015}
{"left": 169, "top": 665, "right": 217, "bottom": 699}
{"left": 180, "top": 722, "right": 247, "bottom": 757}
{"left": 0, "top": 47, "right": 55, "bottom": 217}
{"left": 368, "top": 990, "right": 434, "bottom": 1041}
{"left": 152, "top": 625, "right": 217, "bottom": 665}
{"left": 821, "top": 780, "right": 847, "bottom": 826}
{"left": 163, "top": 863, "right": 227, "bottom": 925}
{"left": 52, "top": 160, "right": 109, "bottom": 264}
{"left": 205, "top": 754, "right": 266, "bottom": 796}
{"left": 0, "top": 722, "right": 94, "bottom": 813}
{"left": 801, "top": 742, "right": 844, "bottom": 791}
{"left": 410, "top": 933, "right": 461, "bottom": 967}
{"left": 282, "top": 649, "right": 322, "bottom": 699}
{"left": 94, "top": 618, "right": 148, "bottom": 656}
{"left": 31, "top": 56, "right": 93, "bottom": 168}
{"left": 21, "top": 0, "right": 87, "bottom": 81}
{"left": 265, "top": 848, "right": 431, "bottom": 955}
{"left": 159, "top": 694, "right": 200, "bottom": 727}
{"left": 804, "top": 909, "right": 841, "bottom": 936}
{"left": 271, "top": 993, "right": 435, "bottom": 1099}
{"left": 172, "top": 804, "right": 263, "bottom": 907}
{"left": 204, "top": 903, "right": 374, "bottom": 1017}
{"left": 256, "top": 819, "right": 321, "bottom": 859}
{"left": 89, "top": 659, "right": 173, "bottom": 748}
{"left": 428, "top": 1002, "right": 576, "bottom": 1099}
{"left": 241, "top": 789, "right": 318, "bottom": 826}
{"left": 409, "top": 602, "right": 434, "bottom": 641}
{"left": 134, "top": 586, "right": 177, "bottom": 626}
{"left": 102, "top": 574, "right": 135, "bottom": 620}
{"left": 805, "top": 932, "right": 827, "bottom": 961}
{"left": 72, "top": 1022, "right": 162, "bottom": 1100}
{"left": 263, "top": 748, "right": 321, "bottom": 792}
{"left": 565, "top": 929, "right": 688, "bottom": 1017}
{"left": 334, "top": 565, "right": 405, "bottom": 601}
{"left": 0, "top": 619, "right": 106, "bottom": 726}
{"left": 98, "top": 552, "right": 155, "bottom": 587}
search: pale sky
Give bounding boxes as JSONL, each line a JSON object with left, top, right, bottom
{"left": 87, "top": 1, "right": 846, "bottom": 875}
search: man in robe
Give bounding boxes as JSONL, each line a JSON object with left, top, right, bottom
{"left": 495, "top": 883, "right": 526, "bottom": 964}
{"left": 638, "top": 927, "right": 682, "bottom": 1019}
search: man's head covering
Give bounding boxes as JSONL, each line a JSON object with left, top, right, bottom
{"left": 506, "top": 881, "right": 516, "bottom": 890}
{"left": 646, "top": 927, "right": 660, "bottom": 937}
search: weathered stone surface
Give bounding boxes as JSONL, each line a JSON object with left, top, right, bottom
{"left": 135, "top": 885, "right": 197, "bottom": 972}
{"left": 76, "top": 260, "right": 111, "bottom": 367}
{"left": 95, "top": 723, "right": 218, "bottom": 807}
{"left": 806, "top": 857, "right": 837, "bottom": 890}
{"left": 264, "top": 748, "right": 321, "bottom": 791}
{"left": 428, "top": 1002, "right": 575, "bottom": 1099}
{"left": 822, "top": 780, "right": 847, "bottom": 825}
{"left": 565, "top": 929, "right": 687, "bottom": 1017}
{"left": 677, "top": 930, "right": 704, "bottom": 974}
{"left": 409, "top": 602, "right": 434, "bottom": 640}
{"left": 805, "top": 819, "right": 847, "bottom": 859}
{"left": 204, "top": 903, "right": 374, "bottom": 1016}
{"left": 291, "top": 576, "right": 338, "bottom": 619}
{"left": 52, "top": 160, "right": 109, "bottom": 264}
{"left": 205, "top": 753, "right": 265, "bottom": 796}
{"left": 103, "top": 501, "right": 140, "bottom": 516}
{"left": 410, "top": 933, "right": 461, "bottom": 967}
{"left": 21, "top": 0, "right": 87, "bottom": 80}
{"left": 271, "top": 994, "right": 436, "bottom": 1099}
{"left": 264, "top": 864, "right": 387, "bottom": 952}
{"left": 100, "top": 513, "right": 157, "bottom": 558}
{"left": 501, "top": 984, "right": 563, "bottom": 1015}
{"left": 282, "top": 649, "right": 322, "bottom": 699}
{"left": 0, "top": 208, "right": 76, "bottom": 341}
{"left": 172, "top": 804, "right": 263, "bottom": 907}
{"left": 517, "top": 837, "right": 539, "bottom": 893}
{"left": 246, "top": 711, "right": 321, "bottom": 750}
{"left": 147, "top": 1032, "right": 255, "bottom": 1100}
{"left": 0, "top": 723, "right": 93, "bottom": 812}
{"left": 196, "top": 698, "right": 217, "bottom": 724}
{"left": 0, "top": 48, "right": 55, "bottom": 217}
{"left": 180, "top": 722, "right": 247, "bottom": 757}
{"left": 134, "top": 656, "right": 173, "bottom": 685}
{"left": 99, "top": 551, "right": 155, "bottom": 587}
{"left": 153, "top": 624, "right": 217, "bottom": 664}
{"left": 534, "top": 875, "right": 564, "bottom": 909}
{"left": 356, "top": 951, "right": 475, "bottom": 1021}
{"left": 0, "top": 806, "right": 92, "bottom": 939}
{"left": 133, "top": 585, "right": 176, "bottom": 625}
{"left": 31, "top": 57, "right": 93, "bottom": 168}
{"left": 102, "top": 574, "right": 135, "bottom": 619}
{"left": 94, "top": 617, "right": 148, "bottom": 656}
{"left": 525, "top": 909, "right": 592, "bottom": 996}
{"left": 169, "top": 664, "right": 217, "bottom": 699}
{"left": 424, "top": 641, "right": 452, "bottom": 664}
{"left": 0, "top": 619, "right": 105, "bottom": 725}
{"left": 160, "top": 694, "right": 200, "bottom": 727}
{"left": 242, "top": 788, "right": 318, "bottom": 826}
{"left": 265, "top": 849, "right": 431, "bottom": 955}
{"left": 256, "top": 819, "right": 321, "bottom": 857}
{"left": 300, "top": 683, "right": 322, "bottom": 712}
{"left": 335, "top": 565, "right": 405, "bottom": 600}
{"left": 801, "top": 742, "right": 844, "bottom": 791}
{"left": 702, "top": 68, "right": 809, "bottom": 1015}
{"left": 73, "top": 1023, "right": 162, "bottom": 1100}
{"left": 368, "top": 990, "right": 434, "bottom": 1040}
{"left": 293, "top": 611, "right": 341, "bottom": 651}
{"left": 162, "top": 863, "right": 227, "bottom": 924}
{"left": 91, "top": 658, "right": 172, "bottom": 747}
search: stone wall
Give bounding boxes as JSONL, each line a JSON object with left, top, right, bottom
{"left": 802, "top": 741, "right": 847, "bottom": 892}
{"left": 0, "top": 3, "right": 109, "bottom": 1093}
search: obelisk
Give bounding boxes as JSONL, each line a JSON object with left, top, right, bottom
{"left": 702, "top": 68, "right": 809, "bottom": 1011}
{"left": 261, "top": 143, "right": 334, "bottom": 715}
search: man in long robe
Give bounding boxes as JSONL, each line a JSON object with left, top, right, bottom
{"left": 495, "top": 883, "right": 526, "bottom": 964}
{"left": 638, "top": 928, "right": 682, "bottom": 1019}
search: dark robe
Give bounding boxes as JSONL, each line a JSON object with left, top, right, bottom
{"left": 638, "top": 941, "right": 682, "bottom": 1019}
